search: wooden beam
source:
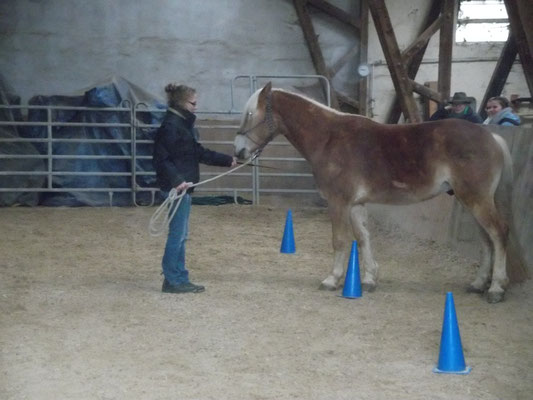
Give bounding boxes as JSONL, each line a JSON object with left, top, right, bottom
{"left": 515, "top": 0, "right": 533, "bottom": 56}
{"left": 335, "top": 91, "right": 360, "bottom": 110}
{"left": 478, "top": 34, "right": 518, "bottom": 119}
{"left": 423, "top": 81, "right": 439, "bottom": 119}
{"left": 358, "top": 0, "right": 369, "bottom": 116}
{"left": 504, "top": 0, "right": 533, "bottom": 96}
{"left": 306, "top": 0, "right": 361, "bottom": 31}
{"left": 410, "top": 79, "right": 445, "bottom": 103}
{"left": 329, "top": 45, "right": 359, "bottom": 77}
{"left": 386, "top": 0, "right": 442, "bottom": 123}
{"left": 402, "top": 16, "right": 442, "bottom": 65}
{"left": 437, "top": 0, "right": 457, "bottom": 100}
{"left": 293, "top": 0, "right": 340, "bottom": 109}
{"left": 368, "top": 0, "right": 422, "bottom": 122}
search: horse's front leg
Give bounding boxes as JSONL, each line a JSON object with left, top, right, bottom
{"left": 350, "top": 204, "right": 379, "bottom": 292}
{"left": 319, "top": 203, "right": 351, "bottom": 290}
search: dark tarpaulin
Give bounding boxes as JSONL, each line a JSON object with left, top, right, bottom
{"left": 0, "top": 73, "right": 45, "bottom": 206}
{"left": 21, "top": 76, "right": 167, "bottom": 206}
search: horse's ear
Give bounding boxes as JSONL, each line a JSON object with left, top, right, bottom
{"left": 261, "top": 82, "right": 272, "bottom": 96}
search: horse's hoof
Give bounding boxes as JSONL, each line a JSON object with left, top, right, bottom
{"left": 487, "top": 291, "right": 505, "bottom": 303}
{"left": 319, "top": 283, "right": 337, "bottom": 291}
{"left": 466, "top": 284, "right": 485, "bottom": 294}
{"left": 362, "top": 282, "right": 376, "bottom": 293}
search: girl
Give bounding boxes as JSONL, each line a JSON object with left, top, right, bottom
{"left": 483, "top": 96, "right": 521, "bottom": 126}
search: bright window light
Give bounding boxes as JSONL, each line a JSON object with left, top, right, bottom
{"left": 456, "top": 0, "right": 509, "bottom": 43}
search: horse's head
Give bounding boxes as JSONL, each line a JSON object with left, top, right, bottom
{"left": 234, "top": 82, "right": 277, "bottom": 160}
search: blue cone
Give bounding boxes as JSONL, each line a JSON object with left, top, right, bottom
{"left": 342, "top": 241, "right": 362, "bottom": 299}
{"left": 433, "top": 292, "right": 471, "bottom": 374}
{"left": 280, "top": 209, "right": 295, "bottom": 254}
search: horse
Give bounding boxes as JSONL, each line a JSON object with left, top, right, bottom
{"left": 233, "top": 82, "right": 528, "bottom": 303}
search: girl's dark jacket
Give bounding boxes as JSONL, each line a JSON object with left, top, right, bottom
{"left": 152, "top": 107, "right": 233, "bottom": 192}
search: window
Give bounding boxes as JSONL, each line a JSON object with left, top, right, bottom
{"left": 456, "top": 0, "right": 509, "bottom": 43}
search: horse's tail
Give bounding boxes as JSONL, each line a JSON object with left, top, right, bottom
{"left": 492, "top": 133, "right": 529, "bottom": 283}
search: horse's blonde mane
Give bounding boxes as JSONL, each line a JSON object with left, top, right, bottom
{"left": 246, "top": 86, "right": 372, "bottom": 121}
{"left": 273, "top": 88, "right": 374, "bottom": 121}
{"left": 273, "top": 88, "right": 345, "bottom": 116}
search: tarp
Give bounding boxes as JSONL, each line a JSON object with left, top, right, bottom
{"left": 10, "top": 76, "right": 167, "bottom": 206}
{"left": 0, "top": 73, "right": 45, "bottom": 206}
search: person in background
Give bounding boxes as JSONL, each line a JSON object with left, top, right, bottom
{"left": 483, "top": 96, "right": 521, "bottom": 126}
{"left": 152, "top": 83, "right": 237, "bottom": 294}
{"left": 429, "top": 91, "right": 483, "bottom": 123}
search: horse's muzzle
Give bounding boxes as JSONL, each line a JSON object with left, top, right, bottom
{"left": 235, "top": 147, "right": 248, "bottom": 160}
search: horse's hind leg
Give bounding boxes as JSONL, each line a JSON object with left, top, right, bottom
{"left": 468, "top": 226, "right": 493, "bottom": 293}
{"left": 349, "top": 204, "right": 379, "bottom": 292}
{"left": 320, "top": 202, "right": 352, "bottom": 290}
{"left": 465, "top": 199, "right": 509, "bottom": 303}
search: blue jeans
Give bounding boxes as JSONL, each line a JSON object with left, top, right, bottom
{"left": 162, "top": 192, "right": 191, "bottom": 285}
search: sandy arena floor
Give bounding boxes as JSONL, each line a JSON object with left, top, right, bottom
{"left": 1, "top": 204, "right": 532, "bottom": 400}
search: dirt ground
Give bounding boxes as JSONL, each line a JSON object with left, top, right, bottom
{"left": 1, "top": 204, "right": 532, "bottom": 400}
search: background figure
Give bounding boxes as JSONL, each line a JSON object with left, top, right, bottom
{"left": 483, "top": 96, "right": 521, "bottom": 126}
{"left": 152, "top": 83, "right": 237, "bottom": 294}
{"left": 429, "top": 92, "right": 483, "bottom": 123}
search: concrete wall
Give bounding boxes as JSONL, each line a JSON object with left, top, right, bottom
{"left": 0, "top": 0, "right": 357, "bottom": 112}
{"left": 1, "top": 1, "right": 527, "bottom": 118}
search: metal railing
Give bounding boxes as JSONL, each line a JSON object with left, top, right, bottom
{"left": 0, "top": 104, "right": 134, "bottom": 206}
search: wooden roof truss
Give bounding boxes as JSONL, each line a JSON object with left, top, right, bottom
{"left": 293, "top": 0, "right": 533, "bottom": 123}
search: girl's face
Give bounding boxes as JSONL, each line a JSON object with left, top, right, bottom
{"left": 184, "top": 94, "right": 198, "bottom": 113}
{"left": 486, "top": 100, "right": 503, "bottom": 117}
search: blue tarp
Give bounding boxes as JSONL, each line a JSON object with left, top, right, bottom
{"left": 19, "top": 76, "right": 167, "bottom": 206}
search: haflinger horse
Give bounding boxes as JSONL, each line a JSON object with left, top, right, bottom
{"left": 234, "top": 82, "right": 528, "bottom": 303}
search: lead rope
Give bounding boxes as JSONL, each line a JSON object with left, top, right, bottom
{"left": 149, "top": 155, "right": 257, "bottom": 237}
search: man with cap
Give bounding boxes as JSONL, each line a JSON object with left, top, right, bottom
{"left": 429, "top": 92, "right": 483, "bottom": 123}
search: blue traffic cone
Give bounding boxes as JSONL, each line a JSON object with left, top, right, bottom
{"left": 280, "top": 209, "right": 295, "bottom": 254}
{"left": 342, "top": 241, "right": 362, "bottom": 299}
{"left": 433, "top": 292, "right": 471, "bottom": 374}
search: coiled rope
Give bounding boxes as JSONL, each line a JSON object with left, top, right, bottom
{"left": 149, "top": 155, "right": 256, "bottom": 237}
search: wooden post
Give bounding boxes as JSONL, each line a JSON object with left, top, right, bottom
{"left": 478, "top": 35, "right": 518, "bottom": 119}
{"left": 504, "top": 0, "right": 533, "bottom": 97}
{"left": 368, "top": 0, "right": 422, "bottom": 122}
{"left": 437, "top": 0, "right": 457, "bottom": 102}
{"left": 293, "top": 0, "right": 340, "bottom": 109}
{"left": 423, "top": 81, "right": 439, "bottom": 120}
{"left": 358, "top": 0, "right": 369, "bottom": 116}
{"left": 387, "top": 0, "right": 443, "bottom": 123}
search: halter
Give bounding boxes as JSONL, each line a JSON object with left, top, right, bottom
{"left": 236, "top": 92, "right": 276, "bottom": 154}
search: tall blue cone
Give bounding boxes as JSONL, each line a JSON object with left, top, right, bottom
{"left": 342, "top": 241, "right": 362, "bottom": 299}
{"left": 280, "top": 209, "right": 295, "bottom": 254}
{"left": 433, "top": 292, "right": 471, "bottom": 374}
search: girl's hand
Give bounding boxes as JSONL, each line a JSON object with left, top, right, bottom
{"left": 175, "top": 181, "right": 192, "bottom": 192}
